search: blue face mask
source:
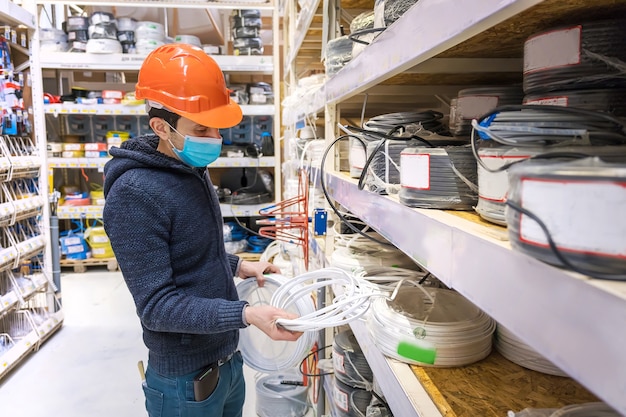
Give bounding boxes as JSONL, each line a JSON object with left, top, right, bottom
{"left": 166, "top": 124, "right": 222, "bottom": 168}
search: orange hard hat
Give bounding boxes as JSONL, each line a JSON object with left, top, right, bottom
{"left": 136, "top": 43, "right": 242, "bottom": 129}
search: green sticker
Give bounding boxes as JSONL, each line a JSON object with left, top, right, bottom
{"left": 397, "top": 341, "right": 436, "bottom": 365}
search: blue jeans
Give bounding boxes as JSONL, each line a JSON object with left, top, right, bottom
{"left": 142, "top": 351, "right": 245, "bottom": 417}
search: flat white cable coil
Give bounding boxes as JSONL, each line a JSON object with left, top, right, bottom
{"left": 271, "top": 268, "right": 386, "bottom": 332}
{"left": 236, "top": 275, "right": 317, "bottom": 373}
{"left": 255, "top": 370, "right": 309, "bottom": 417}
{"left": 505, "top": 158, "right": 626, "bottom": 279}
{"left": 495, "top": 324, "right": 567, "bottom": 377}
{"left": 367, "top": 283, "right": 495, "bottom": 367}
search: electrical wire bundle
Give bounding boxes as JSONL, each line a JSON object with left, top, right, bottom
{"left": 271, "top": 268, "right": 385, "bottom": 332}
{"left": 471, "top": 105, "right": 626, "bottom": 224}
{"left": 232, "top": 9, "right": 263, "bottom": 55}
{"left": 505, "top": 158, "right": 626, "bottom": 280}
{"left": 255, "top": 370, "right": 309, "bottom": 417}
{"left": 523, "top": 19, "right": 626, "bottom": 95}
{"left": 355, "top": 265, "right": 429, "bottom": 293}
{"left": 236, "top": 274, "right": 317, "bottom": 372}
{"left": 495, "top": 324, "right": 567, "bottom": 377}
{"left": 330, "top": 329, "right": 375, "bottom": 417}
{"left": 398, "top": 145, "right": 478, "bottom": 210}
{"left": 348, "top": 11, "right": 377, "bottom": 58}
{"left": 326, "top": 35, "right": 353, "bottom": 76}
{"left": 524, "top": 88, "right": 626, "bottom": 118}
{"left": 453, "top": 87, "right": 524, "bottom": 137}
{"left": 374, "top": 0, "right": 420, "bottom": 28}
{"left": 367, "top": 284, "right": 495, "bottom": 366}
{"left": 330, "top": 222, "right": 419, "bottom": 271}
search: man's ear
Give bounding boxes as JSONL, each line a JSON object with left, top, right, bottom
{"left": 150, "top": 118, "right": 170, "bottom": 139}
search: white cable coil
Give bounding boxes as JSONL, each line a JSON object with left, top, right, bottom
{"left": 272, "top": 268, "right": 385, "bottom": 332}
{"left": 255, "top": 370, "right": 309, "bottom": 417}
{"left": 237, "top": 275, "right": 316, "bottom": 373}
{"left": 85, "top": 39, "right": 122, "bottom": 54}
{"left": 476, "top": 146, "right": 546, "bottom": 225}
{"left": 367, "top": 284, "right": 495, "bottom": 367}
{"left": 495, "top": 324, "right": 567, "bottom": 377}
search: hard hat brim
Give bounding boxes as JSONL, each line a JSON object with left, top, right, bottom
{"left": 176, "top": 97, "right": 243, "bottom": 129}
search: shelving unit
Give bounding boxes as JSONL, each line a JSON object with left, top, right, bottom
{"left": 283, "top": 0, "right": 626, "bottom": 415}
{"left": 0, "top": 0, "right": 62, "bottom": 381}
{"left": 26, "top": 0, "right": 282, "bottom": 271}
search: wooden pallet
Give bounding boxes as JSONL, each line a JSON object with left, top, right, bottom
{"left": 60, "top": 257, "right": 118, "bottom": 273}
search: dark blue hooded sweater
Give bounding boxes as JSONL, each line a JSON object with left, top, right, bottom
{"left": 103, "top": 134, "right": 246, "bottom": 377}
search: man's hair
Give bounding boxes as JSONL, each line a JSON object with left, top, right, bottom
{"left": 148, "top": 107, "right": 182, "bottom": 129}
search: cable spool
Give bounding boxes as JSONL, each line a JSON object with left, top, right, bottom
{"left": 117, "top": 17, "right": 137, "bottom": 31}
{"left": 523, "top": 19, "right": 626, "bottom": 95}
{"left": 135, "top": 39, "right": 165, "bottom": 55}
{"left": 89, "top": 11, "right": 115, "bottom": 25}
{"left": 255, "top": 370, "right": 309, "bottom": 417}
{"left": 454, "top": 87, "right": 524, "bottom": 137}
{"left": 236, "top": 275, "right": 316, "bottom": 373}
{"left": 472, "top": 105, "right": 626, "bottom": 147}
{"left": 86, "top": 38, "right": 122, "bottom": 54}
{"left": 65, "top": 16, "right": 89, "bottom": 32}
{"left": 89, "top": 22, "right": 118, "bottom": 40}
{"left": 398, "top": 145, "right": 478, "bottom": 210}
{"left": 233, "top": 37, "right": 263, "bottom": 55}
{"left": 326, "top": 36, "right": 353, "bottom": 76}
{"left": 506, "top": 158, "right": 626, "bottom": 278}
{"left": 524, "top": 89, "right": 626, "bottom": 118}
{"left": 476, "top": 145, "right": 547, "bottom": 225}
{"left": 349, "top": 11, "right": 376, "bottom": 58}
{"left": 234, "top": 26, "right": 260, "bottom": 38}
{"left": 367, "top": 285, "right": 495, "bottom": 367}
{"left": 332, "top": 329, "right": 373, "bottom": 389}
{"left": 374, "top": 0, "right": 420, "bottom": 28}
{"left": 135, "top": 21, "right": 165, "bottom": 42}
{"left": 495, "top": 324, "right": 567, "bottom": 377}
{"left": 174, "top": 34, "right": 201, "bottom": 47}
{"left": 332, "top": 375, "right": 372, "bottom": 417}
{"left": 67, "top": 30, "right": 89, "bottom": 42}
{"left": 475, "top": 144, "right": 626, "bottom": 225}
{"left": 117, "top": 30, "right": 135, "bottom": 45}
{"left": 232, "top": 15, "right": 262, "bottom": 29}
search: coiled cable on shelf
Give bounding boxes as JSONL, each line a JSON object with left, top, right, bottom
{"left": 367, "top": 282, "right": 495, "bottom": 367}
{"left": 523, "top": 19, "right": 626, "bottom": 94}
{"left": 255, "top": 370, "right": 310, "bottom": 417}
{"left": 495, "top": 323, "right": 567, "bottom": 377}
{"left": 333, "top": 329, "right": 373, "bottom": 390}
{"left": 523, "top": 88, "right": 626, "bottom": 117}
{"left": 471, "top": 104, "right": 626, "bottom": 149}
{"left": 332, "top": 376, "right": 372, "bottom": 417}
{"left": 454, "top": 87, "right": 524, "bottom": 137}
{"left": 272, "top": 268, "right": 386, "bottom": 332}
{"left": 398, "top": 145, "right": 478, "bottom": 210}
{"left": 236, "top": 275, "right": 317, "bottom": 372}
{"left": 505, "top": 158, "right": 626, "bottom": 280}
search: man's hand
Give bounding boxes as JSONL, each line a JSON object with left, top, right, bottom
{"left": 238, "top": 260, "right": 281, "bottom": 287}
{"left": 244, "top": 305, "right": 302, "bottom": 341}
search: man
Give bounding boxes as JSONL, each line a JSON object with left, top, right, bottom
{"left": 103, "top": 44, "right": 301, "bottom": 417}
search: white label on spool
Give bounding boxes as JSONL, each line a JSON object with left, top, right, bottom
{"left": 478, "top": 155, "right": 530, "bottom": 201}
{"left": 519, "top": 179, "right": 626, "bottom": 257}
{"left": 333, "top": 382, "right": 349, "bottom": 411}
{"left": 524, "top": 26, "right": 581, "bottom": 74}
{"left": 524, "top": 96, "right": 569, "bottom": 106}
{"left": 457, "top": 96, "right": 499, "bottom": 120}
{"left": 332, "top": 348, "right": 346, "bottom": 374}
{"left": 401, "top": 153, "right": 430, "bottom": 190}
{"left": 350, "top": 139, "right": 366, "bottom": 170}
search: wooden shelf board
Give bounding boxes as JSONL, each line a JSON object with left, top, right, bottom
{"left": 411, "top": 351, "right": 599, "bottom": 417}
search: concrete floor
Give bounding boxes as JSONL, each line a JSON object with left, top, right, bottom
{"left": 0, "top": 270, "right": 259, "bottom": 417}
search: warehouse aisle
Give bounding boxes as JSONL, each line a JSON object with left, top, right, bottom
{"left": 0, "top": 270, "right": 258, "bottom": 417}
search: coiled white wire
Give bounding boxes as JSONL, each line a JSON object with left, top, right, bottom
{"left": 367, "top": 282, "right": 495, "bottom": 367}
{"left": 255, "top": 370, "right": 309, "bottom": 417}
{"left": 495, "top": 324, "right": 567, "bottom": 377}
{"left": 237, "top": 275, "right": 317, "bottom": 373}
{"left": 272, "top": 267, "right": 386, "bottom": 332}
